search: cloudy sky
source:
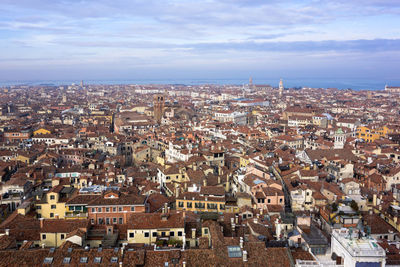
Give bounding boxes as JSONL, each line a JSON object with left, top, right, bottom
{"left": 0, "top": 0, "right": 399, "bottom": 82}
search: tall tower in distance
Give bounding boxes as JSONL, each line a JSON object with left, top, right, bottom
{"left": 80, "top": 80, "right": 84, "bottom": 87}
{"left": 249, "top": 76, "right": 253, "bottom": 88}
{"left": 153, "top": 94, "right": 165, "bottom": 124}
{"left": 279, "top": 78, "right": 284, "bottom": 97}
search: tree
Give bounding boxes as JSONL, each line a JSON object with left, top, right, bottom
{"left": 350, "top": 200, "right": 359, "bottom": 212}
{"left": 331, "top": 202, "right": 338, "bottom": 212}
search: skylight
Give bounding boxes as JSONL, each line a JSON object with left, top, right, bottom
{"left": 227, "top": 246, "right": 242, "bottom": 258}
{"left": 43, "top": 257, "right": 53, "bottom": 264}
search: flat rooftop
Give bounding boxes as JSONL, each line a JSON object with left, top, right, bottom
{"left": 332, "top": 229, "right": 385, "bottom": 258}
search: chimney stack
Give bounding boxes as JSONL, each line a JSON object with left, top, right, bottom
{"left": 55, "top": 214, "right": 59, "bottom": 219}
{"left": 191, "top": 228, "right": 196, "bottom": 239}
{"left": 40, "top": 218, "right": 44, "bottom": 229}
{"left": 5, "top": 229, "right": 9, "bottom": 236}
{"left": 243, "top": 250, "right": 248, "bottom": 262}
{"left": 164, "top": 203, "right": 168, "bottom": 214}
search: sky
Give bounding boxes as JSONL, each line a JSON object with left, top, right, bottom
{"left": 0, "top": 0, "right": 400, "bottom": 83}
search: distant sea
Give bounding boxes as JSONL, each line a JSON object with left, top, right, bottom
{"left": 1, "top": 78, "right": 399, "bottom": 91}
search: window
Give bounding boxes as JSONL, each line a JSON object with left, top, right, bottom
{"left": 170, "top": 231, "right": 175, "bottom": 237}
{"left": 106, "top": 218, "right": 110, "bottom": 225}
{"left": 187, "top": 202, "right": 192, "bottom": 208}
{"left": 91, "top": 219, "right": 94, "bottom": 224}
{"left": 144, "top": 232, "right": 149, "bottom": 237}
{"left": 267, "top": 199, "right": 271, "bottom": 204}
{"left": 98, "top": 208, "right": 102, "bottom": 212}
{"left": 60, "top": 234, "right": 65, "bottom": 240}
{"left": 113, "top": 218, "right": 117, "bottom": 224}
{"left": 106, "top": 208, "right": 110, "bottom": 212}
{"left": 94, "top": 257, "right": 102, "bottom": 263}
{"left": 50, "top": 213, "right": 54, "bottom": 218}
{"left": 195, "top": 202, "right": 205, "bottom": 209}
{"left": 279, "top": 198, "right": 283, "bottom": 203}
{"left": 119, "top": 207, "right": 123, "bottom": 212}
{"left": 63, "top": 257, "right": 71, "bottom": 264}
{"left": 80, "top": 257, "right": 88, "bottom": 263}
{"left": 51, "top": 205, "right": 56, "bottom": 209}
{"left": 42, "top": 234, "right": 46, "bottom": 240}
{"left": 113, "top": 207, "right": 116, "bottom": 212}
{"left": 91, "top": 208, "right": 95, "bottom": 212}
{"left": 119, "top": 218, "right": 123, "bottom": 224}
{"left": 178, "top": 231, "right": 182, "bottom": 236}
{"left": 178, "top": 202, "right": 184, "bottom": 208}
{"left": 129, "top": 232, "right": 134, "bottom": 238}
{"left": 36, "top": 206, "right": 41, "bottom": 210}
{"left": 152, "top": 232, "right": 157, "bottom": 237}
{"left": 131, "top": 206, "right": 135, "bottom": 212}
{"left": 207, "top": 203, "right": 217, "bottom": 210}
{"left": 111, "top": 257, "right": 118, "bottom": 263}
{"left": 50, "top": 195, "right": 55, "bottom": 200}
{"left": 204, "top": 228, "right": 208, "bottom": 235}
{"left": 43, "top": 257, "right": 53, "bottom": 264}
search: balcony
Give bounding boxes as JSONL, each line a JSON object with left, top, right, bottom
{"left": 155, "top": 237, "right": 183, "bottom": 250}
{"left": 65, "top": 212, "right": 88, "bottom": 218}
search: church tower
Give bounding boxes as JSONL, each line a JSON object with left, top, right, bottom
{"left": 153, "top": 94, "right": 165, "bottom": 124}
{"left": 279, "top": 78, "right": 284, "bottom": 97}
{"left": 334, "top": 128, "right": 346, "bottom": 149}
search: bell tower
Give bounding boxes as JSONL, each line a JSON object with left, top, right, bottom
{"left": 279, "top": 78, "right": 284, "bottom": 97}
{"left": 153, "top": 94, "right": 165, "bottom": 124}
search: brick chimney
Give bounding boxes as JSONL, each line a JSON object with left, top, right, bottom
{"left": 243, "top": 250, "right": 248, "bottom": 262}
{"left": 40, "top": 218, "right": 44, "bottom": 229}
{"left": 123, "top": 211, "right": 127, "bottom": 223}
{"left": 191, "top": 228, "right": 196, "bottom": 239}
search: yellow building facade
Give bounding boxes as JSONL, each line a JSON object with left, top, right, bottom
{"left": 356, "top": 126, "right": 392, "bottom": 143}
{"left": 36, "top": 191, "right": 67, "bottom": 219}
{"left": 176, "top": 193, "right": 226, "bottom": 213}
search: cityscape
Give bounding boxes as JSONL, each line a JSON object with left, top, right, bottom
{"left": 1, "top": 0, "right": 400, "bottom": 267}
{"left": 0, "top": 81, "right": 400, "bottom": 267}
